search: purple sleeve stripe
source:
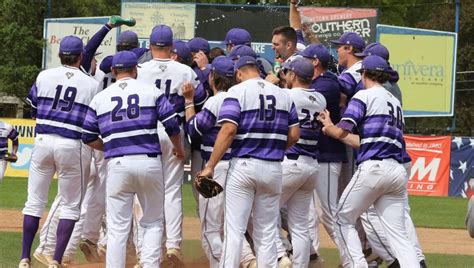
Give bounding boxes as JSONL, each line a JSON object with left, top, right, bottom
{"left": 289, "top": 102, "right": 299, "bottom": 126}
{"left": 296, "top": 30, "right": 305, "bottom": 45}
{"left": 338, "top": 73, "right": 357, "bottom": 96}
{"left": 217, "top": 118, "right": 239, "bottom": 126}
{"left": 184, "top": 116, "right": 202, "bottom": 138}
{"left": 337, "top": 120, "right": 356, "bottom": 133}
{"left": 7, "top": 129, "right": 19, "bottom": 140}
{"left": 218, "top": 98, "right": 240, "bottom": 124}
{"left": 156, "top": 94, "right": 179, "bottom": 122}
{"left": 194, "top": 109, "right": 216, "bottom": 133}
{"left": 27, "top": 83, "right": 38, "bottom": 108}
{"left": 81, "top": 133, "right": 99, "bottom": 144}
{"left": 194, "top": 84, "right": 209, "bottom": 106}
{"left": 82, "top": 25, "right": 111, "bottom": 72}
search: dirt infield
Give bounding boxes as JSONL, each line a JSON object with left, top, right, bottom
{"left": 1, "top": 209, "right": 473, "bottom": 258}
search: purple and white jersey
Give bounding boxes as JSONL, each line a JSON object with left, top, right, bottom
{"left": 185, "top": 92, "right": 231, "bottom": 161}
{"left": 0, "top": 121, "right": 18, "bottom": 155}
{"left": 337, "top": 85, "right": 406, "bottom": 164}
{"left": 98, "top": 71, "right": 116, "bottom": 91}
{"left": 339, "top": 61, "right": 364, "bottom": 99}
{"left": 218, "top": 78, "right": 299, "bottom": 161}
{"left": 26, "top": 66, "right": 99, "bottom": 140}
{"left": 137, "top": 59, "right": 206, "bottom": 121}
{"left": 285, "top": 88, "right": 326, "bottom": 159}
{"left": 82, "top": 78, "right": 180, "bottom": 159}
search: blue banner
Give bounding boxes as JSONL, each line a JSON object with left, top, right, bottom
{"left": 449, "top": 137, "right": 474, "bottom": 197}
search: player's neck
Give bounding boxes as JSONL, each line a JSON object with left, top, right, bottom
{"left": 313, "top": 67, "right": 326, "bottom": 78}
{"left": 346, "top": 56, "right": 362, "bottom": 69}
{"left": 151, "top": 51, "right": 171, "bottom": 60}
{"left": 240, "top": 72, "right": 260, "bottom": 82}
{"left": 364, "top": 79, "right": 382, "bottom": 89}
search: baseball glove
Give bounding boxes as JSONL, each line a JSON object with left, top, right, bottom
{"left": 2, "top": 153, "right": 18, "bottom": 163}
{"left": 194, "top": 175, "right": 223, "bottom": 198}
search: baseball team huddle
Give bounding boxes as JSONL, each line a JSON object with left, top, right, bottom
{"left": 2, "top": 2, "right": 433, "bottom": 268}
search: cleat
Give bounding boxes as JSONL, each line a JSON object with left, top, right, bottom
{"left": 79, "top": 239, "right": 100, "bottom": 263}
{"left": 167, "top": 248, "right": 185, "bottom": 268}
{"left": 18, "top": 258, "right": 30, "bottom": 268}
{"left": 278, "top": 255, "right": 292, "bottom": 268}
{"left": 48, "top": 260, "right": 62, "bottom": 268}
{"left": 33, "top": 252, "right": 53, "bottom": 266}
{"left": 109, "top": 15, "right": 136, "bottom": 27}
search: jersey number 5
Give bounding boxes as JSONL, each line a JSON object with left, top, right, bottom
{"left": 111, "top": 94, "right": 140, "bottom": 122}
{"left": 52, "top": 85, "right": 77, "bottom": 112}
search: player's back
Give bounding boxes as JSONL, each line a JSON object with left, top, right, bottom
{"left": 89, "top": 78, "right": 176, "bottom": 159}
{"left": 29, "top": 66, "right": 98, "bottom": 139}
{"left": 286, "top": 88, "right": 326, "bottom": 158}
{"left": 137, "top": 59, "right": 199, "bottom": 118}
{"left": 349, "top": 86, "right": 405, "bottom": 164}
{"left": 223, "top": 78, "right": 298, "bottom": 161}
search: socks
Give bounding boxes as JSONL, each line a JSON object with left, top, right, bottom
{"left": 53, "top": 219, "right": 77, "bottom": 263}
{"left": 21, "top": 215, "right": 40, "bottom": 260}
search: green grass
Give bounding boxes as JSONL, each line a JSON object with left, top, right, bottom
{"left": 0, "top": 177, "right": 58, "bottom": 210}
{"left": 408, "top": 195, "right": 468, "bottom": 229}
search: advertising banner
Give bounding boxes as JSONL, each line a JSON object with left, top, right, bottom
{"left": 449, "top": 137, "right": 474, "bottom": 198}
{"left": 1, "top": 119, "right": 36, "bottom": 178}
{"left": 377, "top": 25, "right": 457, "bottom": 117}
{"left": 121, "top": 1, "right": 196, "bottom": 40}
{"left": 405, "top": 135, "right": 451, "bottom": 196}
{"left": 299, "top": 7, "right": 378, "bottom": 48}
{"left": 43, "top": 17, "right": 118, "bottom": 69}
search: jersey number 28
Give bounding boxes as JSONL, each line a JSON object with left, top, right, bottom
{"left": 111, "top": 94, "right": 140, "bottom": 122}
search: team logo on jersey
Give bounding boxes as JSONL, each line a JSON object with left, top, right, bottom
{"left": 119, "top": 82, "right": 127, "bottom": 89}
{"left": 159, "top": 65, "right": 167, "bottom": 72}
{"left": 257, "top": 82, "right": 265, "bottom": 88}
{"left": 309, "top": 95, "right": 316, "bottom": 103}
{"left": 66, "top": 72, "right": 74, "bottom": 79}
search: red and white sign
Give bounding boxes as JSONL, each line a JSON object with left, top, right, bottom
{"left": 405, "top": 135, "right": 451, "bottom": 196}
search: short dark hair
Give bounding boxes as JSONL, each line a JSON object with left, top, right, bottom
{"left": 209, "top": 47, "right": 225, "bottom": 63}
{"left": 212, "top": 71, "right": 235, "bottom": 92}
{"left": 296, "top": 75, "right": 312, "bottom": 85}
{"left": 59, "top": 54, "right": 81, "bottom": 66}
{"left": 238, "top": 64, "right": 260, "bottom": 74}
{"left": 113, "top": 67, "right": 135, "bottom": 75}
{"left": 362, "top": 70, "right": 391, "bottom": 84}
{"left": 272, "top": 26, "right": 297, "bottom": 45}
{"left": 117, "top": 44, "right": 139, "bottom": 52}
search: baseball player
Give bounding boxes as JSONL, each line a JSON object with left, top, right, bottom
{"left": 20, "top": 35, "right": 99, "bottom": 268}
{"left": 137, "top": 24, "right": 206, "bottom": 266}
{"left": 0, "top": 120, "right": 19, "bottom": 181}
{"left": 298, "top": 44, "right": 348, "bottom": 265}
{"left": 82, "top": 51, "right": 184, "bottom": 267}
{"left": 318, "top": 55, "right": 419, "bottom": 267}
{"left": 354, "top": 42, "right": 427, "bottom": 267}
{"left": 199, "top": 56, "right": 300, "bottom": 267}
{"left": 274, "top": 58, "right": 326, "bottom": 267}
{"left": 182, "top": 55, "right": 235, "bottom": 268}
{"left": 467, "top": 188, "right": 474, "bottom": 238}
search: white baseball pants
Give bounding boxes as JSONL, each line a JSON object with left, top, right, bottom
{"left": 106, "top": 155, "right": 164, "bottom": 268}
{"left": 467, "top": 196, "right": 474, "bottom": 238}
{"left": 335, "top": 159, "right": 419, "bottom": 268}
{"left": 0, "top": 159, "right": 6, "bottom": 182}
{"left": 220, "top": 158, "right": 282, "bottom": 268}
{"left": 275, "top": 156, "right": 318, "bottom": 267}
{"left": 82, "top": 149, "right": 107, "bottom": 244}
{"left": 157, "top": 125, "right": 184, "bottom": 250}
{"left": 199, "top": 160, "right": 229, "bottom": 268}
{"left": 23, "top": 134, "right": 89, "bottom": 220}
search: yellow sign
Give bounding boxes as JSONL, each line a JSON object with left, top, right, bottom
{"left": 377, "top": 25, "right": 457, "bottom": 117}
{"left": 1, "top": 118, "right": 36, "bottom": 178}
{"left": 121, "top": 2, "right": 196, "bottom": 40}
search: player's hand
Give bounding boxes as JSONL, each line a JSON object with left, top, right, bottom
{"left": 194, "top": 51, "right": 209, "bottom": 70}
{"left": 182, "top": 82, "right": 195, "bottom": 101}
{"left": 317, "top": 109, "right": 333, "bottom": 126}
{"left": 173, "top": 146, "right": 185, "bottom": 161}
{"left": 199, "top": 166, "right": 214, "bottom": 178}
{"left": 266, "top": 73, "right": 280, "bottom": 85}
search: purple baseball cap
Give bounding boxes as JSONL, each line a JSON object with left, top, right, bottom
{"left": 150, "top": 25, "right": 173, "bottom": 47}
{"left": 172, "top": 40, "right": 191, "bottom": 62}
{"left": 298, "top": 44, "right": 331, "bottom": 65}
{"left": 112, "top": 51, "right": 138, "bottom": 69}
{"left": 118, "top": 30, "right": 139, "bottom": 46}
{"left": 99, "top": 55, "right": 114, "bottom": 73}
{"left": 188, "top": 37, "right": 210, "bottom": 53}
{"left": 330, "top": 32, "right": 366, "bottom": 51}
{"left": 234, "top": 56, "right": 257, "bottom": 73}
{"left": 282, "top": 57, "right": 314, "bottom": 80}
{"left": 357, "top": 55, "right": 390, "bottom": 73}
{"left": 228, "top": 45, "right": 257, "bottom": 60}
{"left": 354, "top": 42, "right": 390, "bottom": 61}
{"left": 59, "top": 35, "right": 83, "bottom": 55}
{"left": 211, "top": 56, "right": 235, "bottom": 77}
{"left": 224, "top": 28, "right": 251, "bottom": 46}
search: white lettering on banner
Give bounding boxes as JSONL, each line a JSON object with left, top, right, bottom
{"left": 409, "top": 157, "right": 441, "bottom": 182}
{"left": 310, "top": 19, "right": 372, "bottom": 37}
{"left": 251, "top": 44, "right": 266, "bottom": 54}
